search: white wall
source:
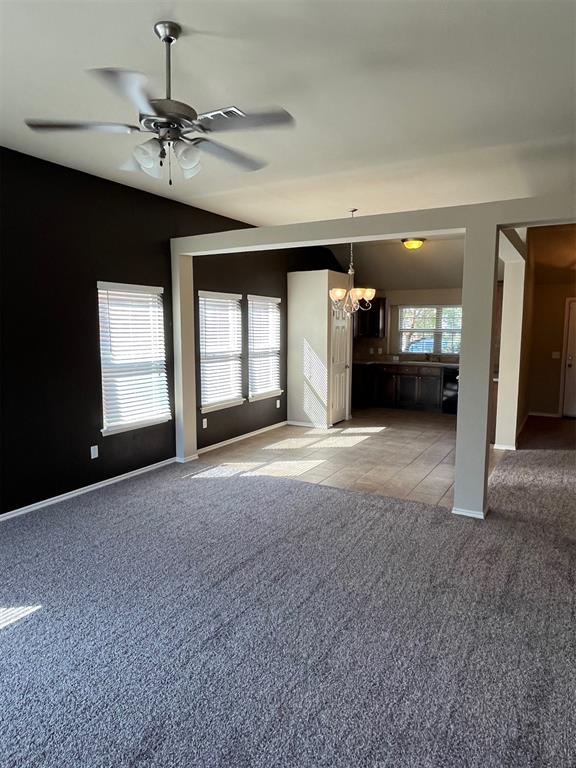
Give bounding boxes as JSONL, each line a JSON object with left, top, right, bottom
{"left": 287, "top": 270, "right": 348, "bottom": 427}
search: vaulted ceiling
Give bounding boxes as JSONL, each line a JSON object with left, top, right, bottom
{"left": 1, "top": 0, "right": 573, "bottom": 225}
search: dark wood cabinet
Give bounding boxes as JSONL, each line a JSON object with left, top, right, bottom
{"left": 374, "top": 368, "right": 397, "bottom": 407}
{"left": 353, "top": 298, "right": 386, "bottom": 338}
{"left": 352, "top": 363, "right": 454, "bottom": 412}
{"left": 417, "top": 375, "right": 442, "bottom": 410}
{"left": 397, "top": 374, "right": 418, "bottom": 408}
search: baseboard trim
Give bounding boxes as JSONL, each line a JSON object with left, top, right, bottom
{"left": 1, "top": 458, "right": 177, "bottom": 522}
{"left": 451, "top": 506, "right": 487, "bottom": 520}
{"left": 493, "top": 443, "right": 516, "bottom": 451}
{"left": 175, "top": 454, "right": 199, "bottom": 463}
{"left": 528, "top": 411, "right": 561, "bottom": 418}
{"left": 197, "top": 421, "right": 287, "bottom": 455}
{"left": 286, "top": 420, "right": 329, "bottom": 429}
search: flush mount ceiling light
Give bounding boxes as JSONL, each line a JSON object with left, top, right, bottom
{"left": 402, "top": 238, "right": 426, "bottom": 250}
{"left": 25, "top": 20, "right": 295, "bottom": 185}
{"left": 329, "top": 210, "right": 376, "bottom": 315}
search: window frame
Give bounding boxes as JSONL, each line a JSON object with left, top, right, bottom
{"left": 398, "top": 304, "right": 462, "bottom": 355}
{"left": 247, "top": 294, "right": 284, "bottom": 403}
{"left": 198, "top": 290, "right": 245, "bottom": 415}
{"left": 97, "top": 281, "right": 172, "bottom": 437}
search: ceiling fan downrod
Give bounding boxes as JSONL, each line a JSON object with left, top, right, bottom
{"left": 153, "top": 21, "right": 181, "bottom": 101}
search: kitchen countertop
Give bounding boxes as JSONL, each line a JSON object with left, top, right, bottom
{"left": 353, "top": 360, "right": 459, "bottom": 369}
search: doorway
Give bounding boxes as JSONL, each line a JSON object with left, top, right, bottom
{"left": 562, "top": 298, "right": 576, "bottom": 417}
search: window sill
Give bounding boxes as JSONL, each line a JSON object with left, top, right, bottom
{"left": 200, "top": 398, "right": 245, "bottom": 415}
{"left": 248, "top": 389, "right": 284, "bottom": 403}
{"left": 101, "top": 415, "right": 172, "bottom": 437}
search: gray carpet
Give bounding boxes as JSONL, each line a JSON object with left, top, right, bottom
{"left": 1, "top": 449, "right": 575, "bottom": 768}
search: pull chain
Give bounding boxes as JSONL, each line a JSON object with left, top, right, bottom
{"left": 168, "top": 143, "right": 173, "bottom": 186}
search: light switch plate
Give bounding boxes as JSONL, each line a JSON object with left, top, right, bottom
{"left": 90, "top": 445, "right": 98, "bottom": 460}
{"left": 377, "top": 348, "right": 383, "bottom": 354}
{"left": 202, "top": 418, "right": 208, "bottom": 429}
{"left": 276, "top": 400, "right": 281, "bottom": 408}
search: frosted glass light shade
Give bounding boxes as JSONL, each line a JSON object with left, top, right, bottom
{"left": 363, "top": 288, "right": 376, "bottom": 301}
{"left": 350, "top": 288, "right": 365, "bottom": 301}
{"left": 330, "top": 288, "right": 347, "bottom": 301}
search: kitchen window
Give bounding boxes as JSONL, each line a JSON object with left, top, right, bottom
{"left": 399, "top": 305, "right": 462, "bottom": 354}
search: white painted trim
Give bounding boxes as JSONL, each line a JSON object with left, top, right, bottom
{"left": 560, "top": 297, "right": 576, "bottom": 417}
{"left": 200, "top": 398, "right": 245, "bottom": 414}
{"left": 248, "top": 389, "right": 284, "bottom": 403}
{"left": 101, "top": 415, "right": 172, "bottom": 436}
{"left": 452, "top": 506, "right": 487, "bottom": 520}
{"left": 247, "top": 294, "right": 282, "bottom": 304}
{"left": 97, "top": 281, "right": 164, "bottom": 295}
{"left": 1, "top": 458, "right": 177, "bottom": 522}
{"left": 286, "top": 420, "right": 324, "bottom": 428}
{"left": 493, "top": 444, "right": 516, "bottom": 451}
{"left": 198, "top": 290, "right": 242, "bottom": 301}
{"left": 528, "top": 411, "right": 561, "bottom": 418}
{"left": 197, "top": 421, "right": 287, "bottom": 454}
{"left": 175, "top": 454, "right": 199, "bottom": 463}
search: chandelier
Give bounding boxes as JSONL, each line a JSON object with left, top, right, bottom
{"left": 329, "top": 209, "right": 375, "bottom": 314}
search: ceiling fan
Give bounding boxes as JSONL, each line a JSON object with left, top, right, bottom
{"left": 25, "top": 21, "right": 294, "bottom": 183}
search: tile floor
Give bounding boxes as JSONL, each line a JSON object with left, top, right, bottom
{"left": 193, "top": 409, "right": 506, "bottom": 508}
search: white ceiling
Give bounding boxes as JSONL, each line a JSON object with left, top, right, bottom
{"left": 0, "top": 0, "right": 573, "bottom": 226}
{"left": 331, "top": 236, "right": 464, "bottom": 290}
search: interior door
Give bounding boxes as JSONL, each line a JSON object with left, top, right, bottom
{"left": 330, "top": 309, "right": 351, "bottom": 424}
{"left": 563, "top": 300, "right": 576, "bottom": 417}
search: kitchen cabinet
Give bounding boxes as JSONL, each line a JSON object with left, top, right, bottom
{"left": 352, "top": 363, "right": 455, "bottom": 412}
{"left": 353, "top": 298, "right": 386, "bottom": 338}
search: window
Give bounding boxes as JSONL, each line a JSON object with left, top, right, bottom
{"left": 248, "top": 295, "right": 282, "bottom": 401}
{"left": 97, "top": 282, "right": 171, "bottom": 436}
{"left": 399, "top": 305, "right": 462, "bottom": 354}
{"left": 198, "top": 291, "right": 243, "bottom": 413}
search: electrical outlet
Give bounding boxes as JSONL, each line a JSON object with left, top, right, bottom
{"left": 377, "top": 347, "right": 383, "bottom": 354}
{"left": 90, "top": 445, "right": 99, "bottom": 460}
{"left": 369, "top": 347, "right": 374, "bottom": 355}
{"left": 202, "top": 418, "right": 208, "bottom": 429}
{"left": 276, "top": 399, "right": 281, "bottom": 408}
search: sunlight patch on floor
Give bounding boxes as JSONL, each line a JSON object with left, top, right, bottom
{"left": 0, "top": 605, "right": 41, "bottom": 630}
{"left": 313, "top": 436, "right": 369, "bottom": 448}
{"left": 188, "top": 463, "right": 263, "bottom": 478}
{"left": 342, "top": 427, "right": 386, "bottom": 434}
{"left": 264, "top": 438, "right": 322, "bottom": 450}
{"left": 243, "top": 460, "right": 325, "bottom": 477}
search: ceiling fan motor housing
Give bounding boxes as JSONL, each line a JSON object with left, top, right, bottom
{"left": 140, "top": 99, "right": 198, "bottom": 133}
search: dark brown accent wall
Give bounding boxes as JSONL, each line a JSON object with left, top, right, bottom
{"left": 0, "top": 148, "right": 247, "bottom": 513}
{"left": 193, "top": 248, "right": 341, "bottom": 449}
{"left": 0, "top": 148, "right": 340, "bottom": 514}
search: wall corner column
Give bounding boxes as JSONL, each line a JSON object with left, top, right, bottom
{"left": 453, "top": 220, "right": 498, "bottom": 519}
{"left": 171, "top": 250, "right": 197, "bottom": 462}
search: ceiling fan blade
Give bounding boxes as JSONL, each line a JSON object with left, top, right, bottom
{"left": 192, "top": 138, "right": 265, "bottom": 171}
{"left": 26, "top": 119, "right": 140, "bottom": 134}
{"left": 89, "top": 68, "right": 157, "bottom": 116}
{"left": 195, "top": 107, "right": 294, "bottom": 133}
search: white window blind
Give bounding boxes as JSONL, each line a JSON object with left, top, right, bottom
{"left": 398, "top": 305, "right": 462, "bottom": 354}
{"left": 198, "top": 291, "right": 244, "bottom": 413}
{"left": 248, "top": 295, "right": 282, "bottom": 401}
{"left": 97, "top": 282, "right": 171, "bottom": 436}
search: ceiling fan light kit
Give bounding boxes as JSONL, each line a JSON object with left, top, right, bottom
{"left": 329, "top": 209, "right": 376, "bottom": 315}
{"left": 25, "top": 21, "right": 295, "bottom": 185}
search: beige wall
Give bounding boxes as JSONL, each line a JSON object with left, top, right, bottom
{"left": 521, "top": 225, "right": 576, "bottom": 418}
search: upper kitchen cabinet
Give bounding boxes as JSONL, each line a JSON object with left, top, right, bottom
{"left": 353, "top": 297, "right": 386, "bottom": 338}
